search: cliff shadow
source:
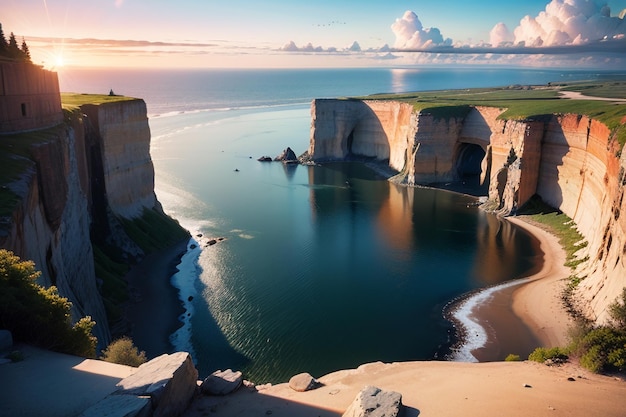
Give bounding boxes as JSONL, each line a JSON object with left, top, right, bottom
{"left": 534, "top": 115, "right": 567, "bottom": 210}
{"left": 344, "top": 100, "right": 391, "bottom": 162}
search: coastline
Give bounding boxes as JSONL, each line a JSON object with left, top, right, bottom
{"left": 124, "top": 238, "right": 190, "bottom": 358}
{"left": 449, "top": 214, "right": 572, "bottom": 362}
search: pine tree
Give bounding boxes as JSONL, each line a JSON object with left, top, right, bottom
{"left": 20, "top": 37, "right": 31, "bottom": 62}
{"left": 8, "top": 32, "right": 19, "bottom": 59}
{"left": 0, "top": 23, "right": 7, "bottom": 55}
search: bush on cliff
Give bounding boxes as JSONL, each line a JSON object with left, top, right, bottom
{"left": 568, "top": 289, "right": 626, "bottom": 373}
{"left": 101, "top": 336, "right": 147, "bottom": 367}
{"left": 0, "top": 249, "right": 97, "bottom": 357}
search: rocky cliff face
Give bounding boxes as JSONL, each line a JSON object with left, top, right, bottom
{"left": 309, "top": 99, "right": 626, "bottom": 325}
{"left": 0, "top": 99, "right": 164, "bottom": 347}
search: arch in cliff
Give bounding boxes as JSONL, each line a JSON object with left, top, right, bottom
{"left": 344, "top": 107, "right": 391, "bottom": 161}
{"left": 453, "top": 143, "right": 489, "bottom": 194}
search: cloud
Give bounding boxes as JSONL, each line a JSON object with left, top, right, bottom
{"left": 489, "top": 23, "right": 514, "bottom": 47}
{"left": 507, "top": 0, "right": 626, "bottom": 47}
{"left": 391, "top": 11, "right": 453, "bottom": 49}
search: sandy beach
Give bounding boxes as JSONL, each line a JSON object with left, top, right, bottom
{"left": 465, "top": 215, "right": 572, "bottom": 361}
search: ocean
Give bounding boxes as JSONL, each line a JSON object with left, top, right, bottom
{"left": 60, "top": 66, "right": 616, "bottom": 383}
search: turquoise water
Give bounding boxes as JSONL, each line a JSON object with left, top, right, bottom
{"left": 59, "top": 67, "right": 617, "bottom": 383}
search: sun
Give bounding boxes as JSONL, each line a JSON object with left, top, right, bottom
{"left": 54, "top": 54, "right": 65, "bottom": 68}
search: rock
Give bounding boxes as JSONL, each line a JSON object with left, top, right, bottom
{"left": 342, "top": 386, "right": 403, "bottom": 417}
{"left": 0, "top": 330, "right": 13, "bottom": 351}
{"left": 567, "top": 377, "right": 576, "bottom": 381}
{"left": 78, "top": 394, "right": 151, "bottom": 417}
{"left": 257, "top": 156, "right": 272, "bottom": 162}
{"left": 115, "top": 352, "right": 198, "bottom": 417}
{"left": 200, "top": 369, "right": 243, "bottom": 396}
{"left": 274, "top": 147, "right": 298, "bottom": 163}
{"left": 288, "top": 372, "right": 319, "bottom": 392}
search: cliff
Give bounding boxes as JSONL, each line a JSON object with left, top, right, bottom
{"left": 0, "top": 97, "right": 180, "bottom": 348}
{"left": 309, "top": 98, "right": 626, "bottom": 325}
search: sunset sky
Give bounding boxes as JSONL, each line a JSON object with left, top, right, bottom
{"left": 4, "top": 0, "right": 626, "bottom": 69}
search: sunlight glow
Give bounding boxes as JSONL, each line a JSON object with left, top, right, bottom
{"left": 54, "top": 54, "right": 65, "bottom": 68}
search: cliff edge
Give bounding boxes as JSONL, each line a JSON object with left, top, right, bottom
{"left": 0, "top": 96, "right": 187, "bottom": 348}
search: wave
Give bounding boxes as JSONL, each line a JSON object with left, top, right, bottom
{"left": 169, "top": 238, "right": 202, "bottom": 359}
{"left": 445, "top": 277, "right": 529, "bottom": 362}
{"left": 148, "top": 100, "right": 311, "bottom": 119}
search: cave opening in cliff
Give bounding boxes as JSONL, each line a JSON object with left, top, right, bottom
{"left": 454, "top": 143, "right": 488, "bottom": 196}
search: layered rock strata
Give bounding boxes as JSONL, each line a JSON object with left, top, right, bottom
{"left": 309, "top": 98, "right": 626, "bottom": 325}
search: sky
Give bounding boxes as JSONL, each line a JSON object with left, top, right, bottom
{"left": 3, "top": 0, "right": 626, "bottom": 69}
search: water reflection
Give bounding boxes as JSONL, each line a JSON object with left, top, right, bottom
{"left": 307, "top": 162, "right": 540, "bottom": 289}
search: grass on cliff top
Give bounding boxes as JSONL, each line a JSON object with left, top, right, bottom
{"left": 61, "top": 93, "right": 137, "bottom": 111}
{"left": 354, "top": 81, "right": 626, "bottom": 147}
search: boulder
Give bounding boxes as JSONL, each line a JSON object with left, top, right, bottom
{"left": 78, "top": 394, "right": 151, "bottom": 417}
{"left": 115, "top": 352, "right": 198, "bottom": 417}
{"left": 257, "top": 156, "right": 272, "bottom": 162}
{"left": 274, "top": 147, "right": 298, "bottom": 163}
{"left": 288, "top": 372, "right": 319, "bottom": 392}
{"left": 342, "top": 386, "right": 403, "bottom": 417}
{"left": 200, "top": 369, "right": 243, "bottom": 395}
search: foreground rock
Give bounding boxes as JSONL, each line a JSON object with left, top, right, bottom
{"left": 80, "top": 352, "right": 198, "bottom": 417}
{"left": 342, "top": 385, "right": 403, "bottom": 417}
{"left": 201, "top": 369, "right": 243, "bottom": 395}
{"left": 288, "top": 372, "right": 319, "bottom": 392}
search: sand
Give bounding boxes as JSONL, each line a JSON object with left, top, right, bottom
{"left": 468, "top": 215, "right": 572, "bottom": 361}
{"left": 182, "top": 215, "right": 625, "bottom": 416}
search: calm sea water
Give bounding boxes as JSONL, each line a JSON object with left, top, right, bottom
{"left": 60, "top": 67, "right": 616, "bottom": 383}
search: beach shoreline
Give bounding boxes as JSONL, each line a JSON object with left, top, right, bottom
{"left": 124, "top": 238, "right": 190, "bottom": 359}
{"left": 448, "top": 214, "right": 572, "bottom": 362}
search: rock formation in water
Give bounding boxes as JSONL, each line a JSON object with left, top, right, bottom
{"left": 309, "top": 98, "right": 626, "bottom": 325}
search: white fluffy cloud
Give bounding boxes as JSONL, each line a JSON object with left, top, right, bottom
{"left": 489, "top": 23, "right": 514, "bottom": 47}
{"left": 391, "top": 11, "right": 452, "bottom": 49}
{"left": 496, "top": 0, "right": 626, "bottom": 47}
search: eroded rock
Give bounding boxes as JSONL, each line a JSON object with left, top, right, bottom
{"left": 342, "top": 385, "right": 403, "bottom": 417}
{"left": 200, "top": 369, "right": 243, "bottom": 396}
{"left": 115, "top": 352, "right": 197, "bottom": 417}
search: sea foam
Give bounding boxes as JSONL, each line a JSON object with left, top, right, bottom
{"left": 169, "top": 238, "right": 202, "bottom": 359}
{"left": 450, "top": 278, "right": 528, "bottom": 362}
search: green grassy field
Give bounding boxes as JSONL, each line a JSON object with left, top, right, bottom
{"left": 61, "top": 92, "right": 137, "bottom": 111}
{"left": 353, "top": 80, "right": 626, "bottom": 146}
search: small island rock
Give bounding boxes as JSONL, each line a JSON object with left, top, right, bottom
{"left": 274, "top": 147, "right": 298, "bottom": 164}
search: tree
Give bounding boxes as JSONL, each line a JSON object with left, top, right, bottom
{"left": 0, "top": 249, "right": 97, "bottom": 357}
{"left": 0, "top": 23, "right": 7, "bottom": 54}
{"left": 20, "top": 37, "right": 31, "bottom": 62}
{"left": 7, "top": 32, "right": 19, "bottom": 59}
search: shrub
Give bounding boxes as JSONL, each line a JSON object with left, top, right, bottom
{"left": 505, "top": 353, "right": 521, "bottom": 361}
{"left": 528, "top": 346, "right": 569, "bottom": 364}
{"left": 101, "top": 337, "right": 147, "bottom": 367}
{"left": 576, "top": 327, "right": 626, "bottom": 373}
{"left": 0, "top": 250, "right": 97, "bottom": 357}
{"left": 608, "top": 287, "right": 626, "bottom": 331}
